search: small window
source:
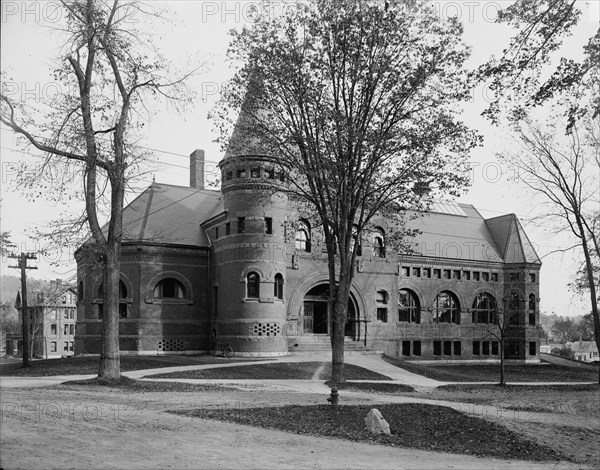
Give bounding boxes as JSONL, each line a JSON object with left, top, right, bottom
{"left": 64, "top": 342, "right": 69, "bottom": 351}
{"left": 250, "top": 168, "right": 261, "bottom": 178}
{"left": 402, "top": 267, "right": 410, "bottom": 277}
{"left": 473, "top": 271, "right": 480, "bottom": 281}
{"left": 64, "top": 310, "right": 69, "bottom": 319}
{"left": 423, "top": 268, "right": 431, "bottom": 278}
{"left": 237, "top": 168, "right": 246, "bottom": 178}
{"left": 433, "top": 340, "right": 441, "bottom": 356}
{"left": 473, "top": 341, "right": 480, "bottom": 355}
{"left": 509, "top": 272, "right": 519, "bottom": 282}
{"left": 412, "top": 267, "right": 421, "bottom": 277}
{"left": 491, "top": 273, "right": 498, "bottom": 282}
{"left": 413, "top": 341, "right": 421, "bottom": 356}
{"left": 482, "top": 272, "right": 490, "bottom": 282}
{"left": 376, "top": 308, "right": 388, "bottom": 322}
{"left": 402, "top": 341, "right": 411, "bottom": 356}
{"left": 50, "top": 324, "right": 57, "bottom": 335}
{"left": 463, "top": 271, "right": 470, "bottom": 281}
{"left": 226, "top": 171, "right": 233, "bottom": 181}
{"left": 372, "top": 228, "right": 385, "bottom": 258}
{"left": 119, "top": 303, "right": 127, "bottom": 318}
{"left": 433, "top": 269, "right": 441, "bottom": 279}
{"left": 491, "top": 341, "right": 499, "bottom": 355}
{"left": 69, "top": 342, "right": 74, "bottom": 351}
{"left": 274, "top": 274, "right": 283, "bottom": 300}
{"left": 443, "top": 269, "right": 451, "bottom": 279}
{"left": 247, "top": 272, "right": 260, "bottom": 299}
{"left": 529, "top": 342, "right": 537, "bottom": 356}
{"left": 443, "top": 341, "right": 452, "bottom": 356}
{"left": 50, "top": 342, "right": 57, "bottom": 352}
{"left": 295, "top": 220, "right": 311, "bottom": 252}
{"left": 215, "top": 227, "right": 219, "bottom": 239}
{"left": 482, "top": 341, "right": 490, "bottom": 355}
{"left": 226, "top": 222, "right": 231, "bottom": 236}
{"left": 528, "top": 293, "right": 536, "bottom": 312}
{"left": 452, "top": 270, "right": 461, "bottom": 280}
{"left": 70, "top": 324, "right": 74, "bottom": 335}
{"left": 278, "top": 172, "right": 285, "bottom": 182}
{"left": 453, "top": 341, "right": 461, "bottom": 356}
{"left": 153, "top": 278, "right": 186, "bottom": 299}
{"left": 238, "top": 217, "right": 245, "bottom": 234}
{"left": 266, "top": 169, "right": 275, "bottom": 179}
{"left": 529, "top": 273, "right": 536, "bottom": 283}
{"left": 265, "top": 217, "right": 273, "bottom": 235}
{"left": 64, "top": 324, "right": 69, "bottom": 335}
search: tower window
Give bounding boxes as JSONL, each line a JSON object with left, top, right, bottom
{"left": 250, "top": 168, "right": 261, "bottom": 178}
{"left": 247, "top": 272, "right": 260, "bottom": 299}
{"left": 265, "top": 217, "right": 273, "bottom": 235}
{"left": 238, "top": 217, "right": 245, "bottom": 234}
{"left": 274, "top": 274, "right": 283, "bottom": 300}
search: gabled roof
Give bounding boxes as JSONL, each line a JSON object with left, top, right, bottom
{"left": 485, "top": 214, "right": 541, "bottom": 264}
{"left": 405, "top": 202, "right": 504, "bottom": 263}
{"left": 119, "top": 182, "right": 221, "bottom": 247}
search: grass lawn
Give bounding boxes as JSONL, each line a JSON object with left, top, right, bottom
{"left": 172, "top": 403, "right": 565, "bottom": 462}
{"left": 57, "top": 376, "right": 239, "bottom": 393}
{"left": 386, "top": 356, "right": 599, "bottom": 383}
{"left": 146, "top": 362, "right": 391, "bottom": 381}
{"left": 0, "top": 355, "right": 258, "bottom": 377}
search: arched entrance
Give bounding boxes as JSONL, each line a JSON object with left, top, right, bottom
{"left": 302, "top": 284, "right": 360, "bottom": 339}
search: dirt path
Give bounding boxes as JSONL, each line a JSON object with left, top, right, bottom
{"left": 1, "top": 384, "right": 595, "bottom": 470}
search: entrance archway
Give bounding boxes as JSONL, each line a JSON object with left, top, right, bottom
{"left": 302, "top": 283, "right": 359, "bottom": 339}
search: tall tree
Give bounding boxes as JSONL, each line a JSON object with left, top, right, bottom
{"left": 478, "top": 0, "right": 599, "bottom": 127}
{"left": 1, "top": 0, "right": 195, "bottom": 382}
{"left": 0, "top": 231, "right": 16, "bottom": 256}
{"left": 502, "top": 114, "right": 600, "bottom": 382}
{"left": 216, "top": 0, "right": 477, "bottom": 383}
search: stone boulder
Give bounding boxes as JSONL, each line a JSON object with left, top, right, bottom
{"left": 365, "top": 408, "right": 391, "bottom": 435}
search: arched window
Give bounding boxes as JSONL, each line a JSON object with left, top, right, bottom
{"left": 472, "top": 293, "right": 496, "bottom": 324}
{"left": 295, "top": 220, "right": 311, "bottom": 252}
{"left": 274, "top": 273, "right": 284, "bottom": 300}
{"left": 508, "top": 292, "right": 520, "bottom": 311}
{"left": 372, "top": 227, "right": 385, "bottom": 258}
{"left": 398, "top": 289, "right": 420, "bottom": 323}
{"left": 247, "top": 272, "right": 260, "bottom": 299}
{"left": 433, "top": 291, "right": 460, "bottom": 324}
{"left": 153, "top": 278, "right": 186, "bottom": 299}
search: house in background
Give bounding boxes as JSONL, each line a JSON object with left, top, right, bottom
{"left": 566, "top": 341, "right": 599, "bottom": 363}
{"left": 13, "top": 280, "right": 77, "bottom": 358}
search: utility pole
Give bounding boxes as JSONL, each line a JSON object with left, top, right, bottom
{"left": 8, "top": 252, "right": 37, "bottom": 367}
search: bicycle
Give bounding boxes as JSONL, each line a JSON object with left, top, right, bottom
{"left": 214, "top": 341, "right": 234, "bottom": 359}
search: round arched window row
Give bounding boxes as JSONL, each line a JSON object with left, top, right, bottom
{"left": 398, "top": 289, "right": 420, "bottom": 323}
{"left": 471, "top": 293, "right": 496, "bottom": 324}
{"left": 247, "top": 272, "right": 260, "bottom": 299}
{"left": 433, "top": 291, "right": 460, "bottom": 324}
{"left": 153, "top": 278, "right": 186, "bottom": 299}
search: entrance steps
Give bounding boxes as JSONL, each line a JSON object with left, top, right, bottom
{"left": 288, "top": 334, "right": 381, "bottom": 355}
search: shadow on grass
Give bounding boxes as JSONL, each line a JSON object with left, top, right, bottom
{"left": 58, "top": 376, "right": 238, "bottom": 393}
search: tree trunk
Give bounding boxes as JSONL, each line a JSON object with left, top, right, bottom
{"left": 330, "top": 255, "right": 353, "bottom": 385}
{"left": 98, "top": 247, "right": 121, "bottom": 382}
{"left": 499, "top": 339, "right": 505, "bottom": 386}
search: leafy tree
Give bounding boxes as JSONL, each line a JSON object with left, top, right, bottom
{"left": 0, "top": 0, "right": 196, "bottom": 382}
{"left": 502, "top": 113, "right": 600, "bottom": 382}
{"left": 552, "top": 317, "right": 578, "bottom": 343}
{"left": 216, "top": 0, "right": 477, "bottom": 383}
{"left": 478, "top": 0, "right": 599, "bottom": 127}
{"left": 0, "top": 231, "right": 16, "bottom": 256}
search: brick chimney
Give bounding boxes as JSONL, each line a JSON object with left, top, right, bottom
{"left": 190, "top": 149, "right": 205, "bottom": 189}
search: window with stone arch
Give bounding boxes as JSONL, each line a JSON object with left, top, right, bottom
{"left": 471, "top": 292, "right": 496, "bottom": 324}
{"left": 274, "top": 273, "right": 284, "bottom": 300}
{"left": 98, "top": 280, "right": 129, "bottom": 318}
{"left": 153, "top": 278, "right": 186, "bottom": 299}
{"left": 398, "top": 289, "right": 420, "bottom": 323}
{"left": 295, "top": 220, "right": 311, "bottom": 252}
{"left": 247, "top": 272, "right": 260, "bottom": 299}
{"left": 433, "top": 291, "right": 460, "bottom": 324}
{"left": 372, "top": 227, "right": 385, "bottom": 258}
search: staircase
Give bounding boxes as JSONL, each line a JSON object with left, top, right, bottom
{"left": 288, "top": 334, "right": 381, "bottom": 355}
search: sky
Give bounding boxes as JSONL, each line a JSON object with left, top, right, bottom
{"left": 0, "top": 0, "right": 598, "bottom": 316}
